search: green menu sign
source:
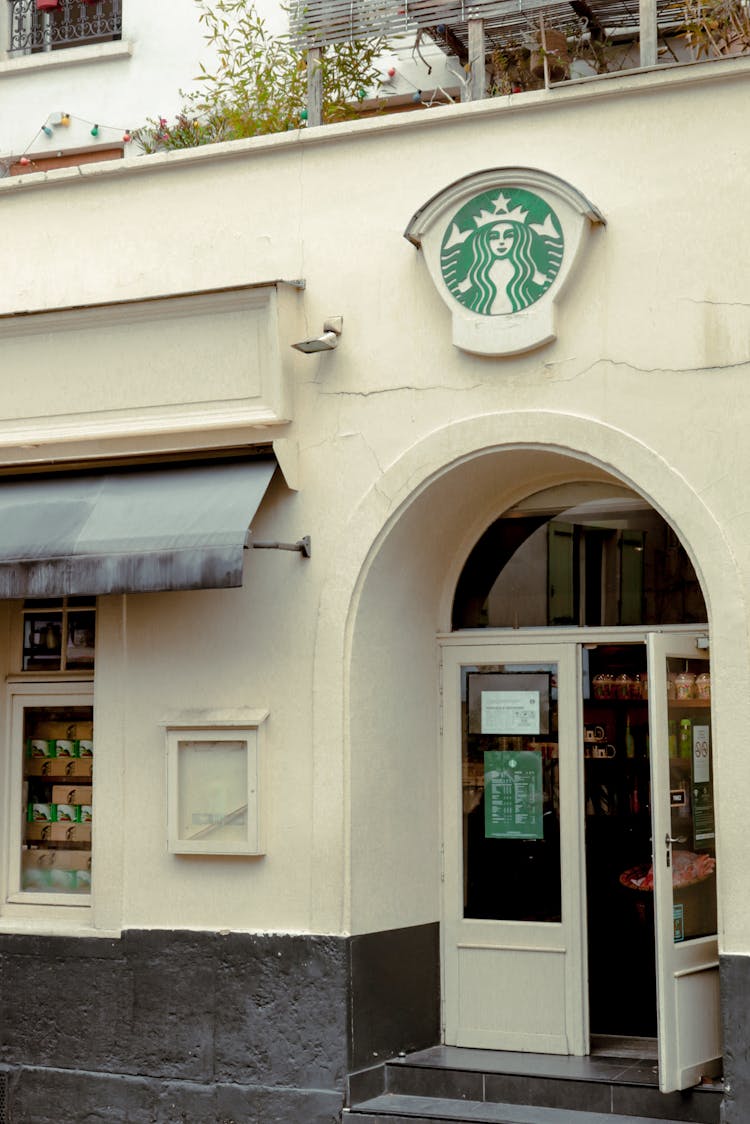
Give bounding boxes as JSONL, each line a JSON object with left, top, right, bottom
{"left": 484, "top": 750, "right": 544, "bottom": 840}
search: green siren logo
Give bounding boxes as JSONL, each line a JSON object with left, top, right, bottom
{"left": 441, "top": 188, "right": 564, "bottom": 316}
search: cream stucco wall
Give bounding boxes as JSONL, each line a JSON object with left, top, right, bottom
{"left": 1, "top": 58, "right": 750, "bottom": 956}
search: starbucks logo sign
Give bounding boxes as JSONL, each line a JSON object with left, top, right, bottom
{"left": 405, "top": 169, "right": 605, "bottom": 356}
{"left": 441, "top": 189, "right": 564, "bottom": 316}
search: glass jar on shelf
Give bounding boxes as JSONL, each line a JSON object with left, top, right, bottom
{"left": 695, "top": 672, "right": 711, "bottom": 700}
{"left": 592, "top": 673, "right": 614, "bottom": 699}
{"left": 615, "top": 673, "right": 633, "bottom": 700}
{"left": 674, "top": 671, "right": 696, "bottom": 700}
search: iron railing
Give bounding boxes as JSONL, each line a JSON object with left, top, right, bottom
{"left": 8, "top": 0, "right": 121, "bottom": 54}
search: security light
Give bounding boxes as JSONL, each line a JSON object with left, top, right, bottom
{"left": 291, "top": 316, "right": 342, "bottom": 354}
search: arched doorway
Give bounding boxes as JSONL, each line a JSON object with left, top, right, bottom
{"left": 325, "top": 419, "right": 743, "bottom": 1102}
{"left": 441, "top": 478, "right": 720, "bottom": 1092}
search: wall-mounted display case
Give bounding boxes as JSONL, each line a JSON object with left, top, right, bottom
{"left": 163, "top": 709, "right": 268, "bottom": 855}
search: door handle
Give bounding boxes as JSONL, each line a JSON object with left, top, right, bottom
{"left": 665, "top": 833, "right": 687, "bottom": 867}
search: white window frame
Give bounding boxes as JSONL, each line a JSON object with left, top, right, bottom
{"left": 14, "top": 596, "right": 96, "bottom": 676}
{"left": 3, "top": 680, "right": 94, "bottom": 910}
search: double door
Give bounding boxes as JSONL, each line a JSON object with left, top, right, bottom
{"left": 440, "top": 630, "right": 720, "bottom": 1093}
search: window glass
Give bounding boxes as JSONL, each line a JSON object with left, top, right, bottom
{"left": 453, "top": 485, "right": 706, "bottom": 629}
{"left": 22, "top": 599, "right": 95, "bottom": 671}
{"left": 22, "top": 704, "right": 93, "bottom": 895}
{"left": 462, "top": 663, "right": 561, "bottom": 922}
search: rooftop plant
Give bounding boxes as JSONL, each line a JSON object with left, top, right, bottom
{"left": 136, "top": 0, "right": 387, "bottom": 151}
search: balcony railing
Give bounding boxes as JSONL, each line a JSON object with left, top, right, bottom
{"left": 8, "top": 0, "right": 121, "bottom": 55}
{"left": 291, "top": 0, "right": 750, "bottom": 117}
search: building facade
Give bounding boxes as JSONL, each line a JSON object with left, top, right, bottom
{"left": 0, "top": 44, "right": 749, "bottom": 1124}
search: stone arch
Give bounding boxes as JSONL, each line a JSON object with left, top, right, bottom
{"left": 309, "top": 411, "right": 747, "bottom": 938}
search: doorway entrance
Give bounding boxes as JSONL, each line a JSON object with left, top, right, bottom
{"left": 440, "top": 630, "right": 720, "bottom": 1093}
{"left": 441, "top": 477, "right": 720, "bottom": 1093}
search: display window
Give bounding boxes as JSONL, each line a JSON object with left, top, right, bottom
{"left": 4, "top": 601, "right": 95, "bottom": 910}
{"left": 5, "top": 686, "right": 94, "bottom": 904}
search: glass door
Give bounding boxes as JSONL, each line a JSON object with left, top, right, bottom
{"left": 441, "top": 641, "right": 587, "bottom": 1054}
{"left": 647, "top": 632, "right": 721, "bottom": 1092}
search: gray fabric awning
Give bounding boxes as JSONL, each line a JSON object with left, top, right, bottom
{"left": 0, "top": 460, "right": 277, "bottom": 597}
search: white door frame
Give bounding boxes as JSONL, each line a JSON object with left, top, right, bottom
{"left": 440, "top": 634, "right": 587, "bottom": 1055}
{"left": 647, "top": 630, "right": 721, "bottom": 1092}
{"left": 439, "top": 625, "right": 718, "bottom": 1070}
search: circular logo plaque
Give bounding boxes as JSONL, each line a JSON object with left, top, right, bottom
{"left": 440, "top": 188, "right": 564, "bottom": 316}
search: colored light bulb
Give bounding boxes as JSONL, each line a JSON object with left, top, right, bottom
{"left": 90, "top": 124, "right": 99, "bottom": 137}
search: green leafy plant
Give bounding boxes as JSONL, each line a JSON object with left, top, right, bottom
{"left": 681, "top": 0, "right": 750, "bottom": 57}
{"left": 135, "top": 0, "right": 388, "bottom": 151}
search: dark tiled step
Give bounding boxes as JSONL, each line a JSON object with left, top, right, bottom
{"left": 376, "top": 1048, "right": 721, "bottom": 1124}
{"left": 344, "top": 1092, "right": 703, "bottom": 1124}
{"left": 385, "top": 1065, "right": 720, "bottom": 1123}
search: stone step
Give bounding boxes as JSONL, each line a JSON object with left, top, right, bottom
{"left": 344, "top": 1092, "right": 701, "bottom": 1124}
{"left": 384, "top": 1062, "right": 720, "bottom": 1123}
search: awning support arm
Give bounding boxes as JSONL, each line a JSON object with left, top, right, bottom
{"left": 251, "top": 536, "right": 311, "bottom": 558}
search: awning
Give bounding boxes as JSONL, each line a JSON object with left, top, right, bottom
{"left": 0, "top": 460, "right": 277, "bottom": 597}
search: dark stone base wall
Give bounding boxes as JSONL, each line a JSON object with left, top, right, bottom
{"left": 720, "top": 953, "right": 750, "bottom": 1124}
{"left": 0, "top": 923, "right": 440, "bottom": 1124}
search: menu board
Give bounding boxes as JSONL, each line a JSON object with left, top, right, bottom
{"left": 694, "top": 783, "right": 715, "bottom": 846}
{"left": 484, "top": 750, "right": 543, "bottom": 840}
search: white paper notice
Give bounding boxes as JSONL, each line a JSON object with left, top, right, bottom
{"left": 481, "top": 691, "right": 540, "bottom": 735}
{"left": 693, "top": 725, "right": 710, "bottom": 783}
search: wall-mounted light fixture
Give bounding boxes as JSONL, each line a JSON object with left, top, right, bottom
{"left": 291, "top": 316, "right": 342, "bottom": 354}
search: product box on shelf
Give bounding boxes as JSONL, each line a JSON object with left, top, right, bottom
{"left": 28, "top": 720, "right": 93, "bottom": 741}
{"left": 26, "top": 739, "right": 51, "bottom": 758}
{"left": 22, "top": 848, "right": 91, "bottom": 872}
{"left": 25, "top": 821, "right": 91, "bottom": 842}
{"left": 50, "top": 786, "right": 93, "bottom": 806}
{"left": 25, "top": 757, "right": 93, "bottom": 777}
{"left": 28, "top": 803, "right": 54, "bottom": 822}
{"left": 54, "top": 804, "right": 79, "bottom": 822}
{"left": 25, "top": 738, "right": 81, "bottom": 758}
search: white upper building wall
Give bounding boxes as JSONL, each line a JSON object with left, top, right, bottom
{"left": 0, "top": 0, "right": 257, "bottom": 162}
{"left": 0, "top": 0, "right": 457, "bottom": 167}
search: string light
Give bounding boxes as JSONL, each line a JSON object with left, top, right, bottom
{"left": 7, "top": 111, "right": 136, "bottom": 169}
